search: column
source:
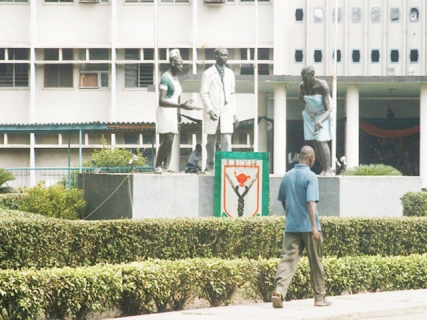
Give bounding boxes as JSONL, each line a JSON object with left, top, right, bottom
{"left": 258, "top": 93, "right": 268, "bottom": 152}
{"left": 345, "top": 84, "right": 359, "bottom": 168}
{"left": 273, "top": 84, "right": 287, "bottom": 174}
{"left": 420, "top": 84, "right": 427, "bottom": 187}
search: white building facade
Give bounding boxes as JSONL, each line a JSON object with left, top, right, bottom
{"left": 0, "top": 0, "right": 426, "bottom": 187}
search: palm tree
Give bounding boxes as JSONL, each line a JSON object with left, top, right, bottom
{"left": 0, "top": 169, "right": 15, "bottom": 193}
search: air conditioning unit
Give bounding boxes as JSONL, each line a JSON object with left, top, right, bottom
{"left": 79, "top": 0, "right": 101, "bottom": 3}
{"left": 204, "top": 0, "right": 226, "bottom": 4}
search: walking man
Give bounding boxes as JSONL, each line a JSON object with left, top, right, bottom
{"left": 272, "top": 145, "right": 332, "bottom": 308}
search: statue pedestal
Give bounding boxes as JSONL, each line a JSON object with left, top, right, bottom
{"left": 79, "top": 174, "right": 422, "bottom": 220}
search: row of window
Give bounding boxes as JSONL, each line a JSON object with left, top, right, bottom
{"left": 296, "top": 6, "right": 420, "bottom": 23}
{"left": 0, "top": 48, "right": 272, "bottom": 88}
{"left": 295, "top": 49, "right": 420, "bottom": 64}
{"left": 0, "top": 0, "right": 268, "bottom": 3}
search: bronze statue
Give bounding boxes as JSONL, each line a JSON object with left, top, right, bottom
{"left": 155, "top": 49, "right": 197, "bottom": 174}
{"left": 200, "top": 47, "right": 239, "bottom": 172}
{"left": 298, "top": 66, "right": 333, "bottom": 176}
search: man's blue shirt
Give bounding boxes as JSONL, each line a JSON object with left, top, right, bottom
{"left": 277, "top": 164, "right": 321, "bottom": 232}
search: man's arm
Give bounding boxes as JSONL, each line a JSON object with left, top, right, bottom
{"left": 298, "top": 82, "right": 306, "bottom": 103}
{"left": 307, "top": 201, "right": 320, "bottom": 241}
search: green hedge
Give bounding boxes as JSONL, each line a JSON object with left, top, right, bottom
{"left": 0, "top": 255, "right": 426, "bottom": 319}
{"left": 401, "top": 191, "right": 427, "bottom": 217}
{"left": 1, "top": 213, "right": 427, "bottom": 269}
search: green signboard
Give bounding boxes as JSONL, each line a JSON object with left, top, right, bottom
{"left": 214, "top": 152, "right": 269, "bottom": 218}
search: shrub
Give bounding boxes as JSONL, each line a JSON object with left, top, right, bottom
{"left": 1, "top": 255, "right": 427, "bottom": 318}
{"left": 0, "top": 168, "right": 16, "bottom": 194}
{"left": 18, "top": 182, "right": 86, "bottom": 220}
{"left": 0, "top": 194, "right": 27, "bottom": 210}
{"left": 84, "top": 135, "right": 146, "bottom": 168}
{"left": 344, "top": 164, "right": 402, "bottom": 176}
{"left": 401, "top": 191, "right": 427, "bottom": 217}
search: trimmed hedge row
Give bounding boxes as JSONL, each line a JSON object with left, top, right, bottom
{"left": 1, "top": 255, "right": 427, "bottom": 319}
{"left": 1, "top": 212, "right": 427, "bottom": 269}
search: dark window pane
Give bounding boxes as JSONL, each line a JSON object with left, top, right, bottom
{"left": 125, "top": 64, "right": 138, "bottom": 88}
{"left": 62, "top": 49, "right": 73, "bottom": 60}
{"left": 314, "top": 50, "right": 322, "bottom": 62}
{"left": 44, "top": 64, "right": 73, "bottom": 87}
{"left": 390, "top": 50, "right": 399, "bottom": 62}
{"left": 44, "top": 49, "right": 59, "bottom": 60}
{"left": 89, "top": 49, "right": 109, "bottom": 60}
{"left": 295, "top": 8, "right": 304, "bottom": 21}
{"left": 352, "top": 50, "right": 361, "bottom": 63}
{"left": 125, "top": 49, "right": 139, "bottom": 60}
{"left": 371, "top": 50, "right": 380, "bottom": 63}
{"left": 258, "top": 48, "right": 269, "bottom": 60}
{"left": 410, "top": 49, "right": 419, "bottom": 63}
{"left": 139, "top": 63, "right": 154, "bottom": 87}
{"left": 144, "top": 49, "right": 154, "bottom": 60}
{"left": 295, "top": 50, "right": 303, "bottom": 62}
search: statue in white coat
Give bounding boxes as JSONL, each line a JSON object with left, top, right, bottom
{"left": 200, "top": 47, "right": 239, "bottom": 172}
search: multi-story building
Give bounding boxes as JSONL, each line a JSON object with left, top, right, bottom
{"left": 0, "top": 0, "right": 426, "bottom": 187}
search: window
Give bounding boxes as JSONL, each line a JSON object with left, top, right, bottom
{"left": 314, "top": 50, "right": 322, "bottom": 63}
{"left": 370, "top": 7, "right": 381, "bottom": 23}
{"left": 352, "top": 50, "right": 360, "bottom": 63}
{"left": 295, "top": 50, "right": 304, "bottom": 63}
{"left": 240, "top": 48, "right": 270, "bottom": 75}
{"left": 0, "top": 48, "right": 29, "bottom": 87}
{"left": 332, "top": 50, "right": 341, "bottom": 62}
{"left": 390, "top": 8, "right": 400, "bottom": 22}
{"left": 351, "top": 7, "right": 361, "bottom": 23}
{"left": 43, "top": 49, "right": 73, "bottom": 88}
{"left": 371, "top": 50, "right": 380, "bottom": 63}
{"left": 44, "top": 65, "right": 73, "bottom": 87}
{"left": 390, "top": 50, "right": 399, "bottom": 63}
{"left": 124, "top": 0, "right": 189, "bottom": 2}
{"left": 0, "top": 0, "right": 29, "bottom": 2}
{"left": 313, "top": 8, "right": 323, "bottom": 23}
{"left": 410, "top": 49, "right": 419, "bottom": 63}
{"left": 332, "top": 7, "right": 342, "bottom": 23}
{"left": 124, "top": 49, "right": 154, "bottom": 88}
{"left": 409, "top": 8, "right": 419, "bottom": 22}
{"left": 295, "top": 9, "right": 304, "bottom": 22}
{"left": 44, "top": 0, "right": 74, "bottom": 2}
{"left": 77, "top": 49, "right": 109, "bottom": 88}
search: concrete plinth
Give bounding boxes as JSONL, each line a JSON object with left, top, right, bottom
{"left": 79, "top": 173, "right": 422, "bottom": 220}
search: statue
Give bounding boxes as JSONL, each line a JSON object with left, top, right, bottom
{"left": 298, "top": 66, "right": 333, "bottom": 176}
{"left": 155, "top": 49, "right": 198, "bottom": 174}
{"left": 200, "top": 47, "right": 239, "bottom": 172}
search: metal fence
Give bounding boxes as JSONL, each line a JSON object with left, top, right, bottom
{"left": 5, "top": 166, "right": 154, "bottom": 189}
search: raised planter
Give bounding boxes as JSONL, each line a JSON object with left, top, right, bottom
{"left": 79, "top": 174, "right": 422, "bottom": 220}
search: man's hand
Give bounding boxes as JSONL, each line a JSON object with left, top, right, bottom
{"left": 233, "top": 115, "right": 239, "bottom": 129}
{"left": 312, "top": 227, "right": 320, "bottom": 241}
{"left": 208, "top": 110, "right": 218, "bottom": 121}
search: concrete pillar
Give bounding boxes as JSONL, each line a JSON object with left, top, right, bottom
{"left": 273, "top": 84, "right": 287, "bottom": 174}
{"left": 258, "top": 92, "right": 268, "bottom": 152}
{"left": 345, "top": 85, "right": 359, "bottom": 169}
{"left": 420, "top": 84, "right": 427, "bottom": 187}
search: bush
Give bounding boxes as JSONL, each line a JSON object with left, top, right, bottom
{"left": 1, "top": 215, "right": 427, "bottom": 270}
{"left": 344, "top": 164, "right": 402, "bottom": 176}
{"left": 0, "top": 193, "right": 27, "bottom": 210}
{"left": 84, "top": 135, "right": 146, "bottom": 168}
{"left": 18, "top": 182, "right": 86, "bottom": 220}
{"left": 1, "top": 255, "right": 427, "bottom": 318}
{"left": 401, "top": 191, "right": 427, "bottom": 217}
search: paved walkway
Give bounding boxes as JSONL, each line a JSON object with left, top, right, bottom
{"left": 111, "top": 289, "right": 427, "bottom": 320}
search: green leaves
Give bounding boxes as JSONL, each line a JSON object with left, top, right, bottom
{"left": 343, "top": 164, "right": 402, "bottom": 176}
{"left": 401, "top": 191, "right": 427, "bottom": 217}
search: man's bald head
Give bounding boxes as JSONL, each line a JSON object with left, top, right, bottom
{"left": 299, "top": 146, "right": 316, "bottom": 167}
